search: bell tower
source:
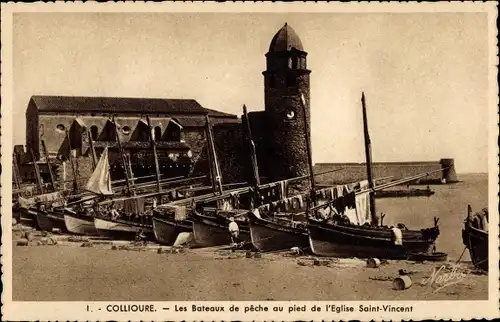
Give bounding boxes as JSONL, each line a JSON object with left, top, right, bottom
{"left": 263, "top": 23, "right": 311, "bottom": 183}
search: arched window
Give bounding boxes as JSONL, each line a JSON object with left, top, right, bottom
{"left": 154, "top": 126, "right": 162, "bottom": 141}
{"left": 90, "top": 125, "right": 99, "bottom": 140}
{"left": 291, "top": 56, "right": 298, "bottom": 69}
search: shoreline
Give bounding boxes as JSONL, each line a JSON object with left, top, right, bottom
{"left": 12, "top": 241, "right": 487, "bottom": 301}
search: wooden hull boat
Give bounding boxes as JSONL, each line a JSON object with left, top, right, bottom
{"left": 63, "top": 210, "right": 99, "bottom": 236}
{"left": 17, "top": 208, "right": 36, "bottom": 226}
{"left": 307, "top": 218, "right": 439, "bottom": 259}
{"left": 94, "top": 217, "right": 155, "bottom": 241}
{"left": 462, "top": 225, "right": 488, "bottom": 271}
{"left": 190, "top": 211, "right": 250, "bottom": 248}
{"left": 375, "top": 188, "right": 435, "bottom": 199}
{"left": 247, "top": 211, "right": 309, "bottom": 252}
{"left": 462, "top": 206, "right": 488, "bottom": 271}
{"left": 152, "top": 215, "right": 192, "bottom": 246}
{"left": 34, "top": 209, "right": 69, "bottom": 233}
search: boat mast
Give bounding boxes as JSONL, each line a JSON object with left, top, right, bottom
{"left": 299, "top": 91, "right": 316, "bottom": 207}
{"left": 204, "top": 119, "right": 217, "bottom": 194}
{"left": 87, "top": 129, "right": 98, "bottom": 171}
{"left": 243, "top": 105, "right": 260, "bottom": 186}
{"left": 41, "top": 140, "right": 57, "bottom": 192}
{"left": 125, "top": 154, "right": 137, "bottom": 197}
{"left": 361, "top": 92, "right": 376, "bottom": 224}
{"left": 13, "top": 153, "right": 21, "bottom": 190}
{"left": 146, "top": 116, "right": 162, "bottom": 192}
{"left": 112, "top": 117, "right": 131, "bottom": 194}
{"left": 65, "top": 129, "right": 79, "bottom": 192}
{"left": 30, "top": 148, "right": 44, "bottom": 194}
{"left": 205, "top": 115, "right": 223, "bottom": 195}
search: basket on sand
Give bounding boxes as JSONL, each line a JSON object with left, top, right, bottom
{"left": 366, "top": 258, "right": 381, "bottom": 268}
{"left": 392, "top": 275, "right": 412, "bottom": 290}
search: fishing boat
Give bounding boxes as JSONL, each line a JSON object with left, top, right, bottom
{"left": 63, "top": 207, "right": 99, "bottom": 236}
{"left": 375, "top": 187, "right": 435, "bottom": 198}
{"left": 94, "top": 217, "right": 155, "bottom": 241}
{"left": 32, "top": 207, "right": 69, "bottom": 233}
{"left": 307, "top": 92, "right": 442, "bottom": 259}
{"left": 18, "top": 189, "right": 68, "bottom": 232}
{"left": 462, "top": 205, "right": 488, "bottom": 271}
{"left": 307, "top": 216, "right": 439, "bottom": 259}
{"left": 187, "top": 113, "right": 301, "bottom": 248}
{"left": 247, "top": 209, "right": 309, "bottom": 252}
{"left": 191, "top": 207, "right": 251, "bottom": 248}
{"left": 152, "top": 214, "right": 192, "bottom": 246}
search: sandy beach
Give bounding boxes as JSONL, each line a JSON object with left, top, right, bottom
{"left": 13, "top": 241, "right": 487, "bottom": 301}
{"left": 11, "top": 174, "right": 489, "bottom": 301}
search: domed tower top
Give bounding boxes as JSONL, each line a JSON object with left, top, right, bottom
{"left": 268, "top": 23, "right": 304, "bottom": 53}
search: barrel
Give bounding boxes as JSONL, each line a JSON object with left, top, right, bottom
{"left": 16, "top": 239, "right": 29, "bottom": 246}
{"left": 366, "top": 258, "right": 381, "bottom": 268}
{"left": 392, "top": 275, "right": 412, "bottom": 290}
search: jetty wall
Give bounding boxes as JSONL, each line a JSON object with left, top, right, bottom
{"left": 313, "top": 159, "right": 458, "bottom": 185}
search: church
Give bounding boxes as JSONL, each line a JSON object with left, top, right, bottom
{"left": 17, "top": 23, "right": 313, "bottom": 188}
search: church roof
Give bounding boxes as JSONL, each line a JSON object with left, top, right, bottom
{"left": 268, "top": 23, "right": 304, "bottom": 53}
{"left": 29, "top": 95, "right": 237, "bottom": 119}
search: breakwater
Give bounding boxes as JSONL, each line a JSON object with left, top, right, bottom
{"left": 314, "top": 159, "right": 458, "bottom": 185}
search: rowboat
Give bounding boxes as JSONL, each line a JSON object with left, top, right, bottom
{"left": 462, "top": 205, "right": 488, "bottom": 271}
{"left": 190, "top": 209, "right": 250, "bottom": 248}
{"left": 375, "top": 187, "right": 435, "bottom": 198}
{"left": 63, "top": 209, "right": 99, "bottom": 236}
{"left": 152, "top": 215, "right": 192, "bottom": 246}
{"left": 307, "top": 217, "right": 439, "bottom": 259}
{"left": 33, "top": 209, "right": 69, "bottom": 233}
{"left": 247, "top": 209, "right": 309, "bottom": 252}
{"left": 94, "top": 217, "right": 155, "bottom": 241}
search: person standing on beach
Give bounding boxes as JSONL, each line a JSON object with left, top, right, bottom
{"left": 228, "top": 217, "right": 240, "bottom": 244}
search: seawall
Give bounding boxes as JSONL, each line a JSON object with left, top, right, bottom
{"left": 313, "top": 159, "right": 458, "bottom": 185}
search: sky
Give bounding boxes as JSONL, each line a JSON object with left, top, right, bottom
{"left": 11, "top": 12, "right": 490, "bottom": 173}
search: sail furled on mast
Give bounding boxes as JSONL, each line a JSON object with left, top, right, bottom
{"left": 85, "top": 147, "right": 113, "bottom": 195}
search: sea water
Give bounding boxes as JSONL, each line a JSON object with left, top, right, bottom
{"left": 374, "top": 173, "right": 488, "bottom": 260}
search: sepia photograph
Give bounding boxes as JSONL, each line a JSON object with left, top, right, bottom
{"left": 1, "top": 2, "right": 498, "bottom": 321}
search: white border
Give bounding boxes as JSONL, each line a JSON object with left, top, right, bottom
{"left": 1, "top": 2, "right": 498, "bottom": 320}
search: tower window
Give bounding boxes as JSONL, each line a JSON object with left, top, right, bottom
{"left": 286, "top": 75, "right": 297, "bottom": 88}
{"left": 56, "top": 124, "right": 66, "bottom": 132}
{"left": 291, "top": 57, "right": 298, "bottom": 69}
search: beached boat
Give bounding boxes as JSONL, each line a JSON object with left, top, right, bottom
{"left": 307, "top": 217, "right": 439, "bottom": 259}
{"left": 375, "top": 187, "right": 435, "bottom": 198}
{"left": 462, "top": 205, "right": 488, "bottom": 271}
{"left": 63, "top": 209, "right": 99, "bottom": 236}
{"left": 247, "top": 210, "right": 309, "bottom": 252}
{"left": 308, "top": 93, "right": 442, "bottom": 259}
{"left": 16, "top": 207, "right": 36, "bottom": 226}
{"left": 33, "top": 209, "right": 69, "bottom": 233}
{"left": 152, "top": 214, "right": 192, "bottom": 246}
{"left": 94, "top": 217, "right": 155, "bottom": 241}
{"left": 191, "top": 209, "right": 250, "bottom": 247}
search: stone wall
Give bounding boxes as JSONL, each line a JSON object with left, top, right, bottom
{"left": 314, "top": 160, "right": 458, "bottom": 185}
{"left": 212, "top": 123, "right": 248, "bottom": 184}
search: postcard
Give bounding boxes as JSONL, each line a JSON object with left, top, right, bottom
{"left": 1, "top": 1, "right": 498, "bottom": 320}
